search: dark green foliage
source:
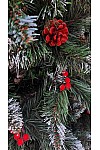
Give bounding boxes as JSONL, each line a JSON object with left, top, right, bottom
{"left": 8, "top": 0, "right": 91, "bottom": 149}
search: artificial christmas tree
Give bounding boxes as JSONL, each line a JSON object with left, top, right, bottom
{"left": 8, "top": 0, "right": 91, "bottom": 149}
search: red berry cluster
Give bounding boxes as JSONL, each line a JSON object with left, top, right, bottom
{"left": 10, "top": 131, "right": 30, "bottom": 146}
{"left": 59, "top": 70, "right": 71, "bottom": 91}
{"left": 43, "top": 19, "right": 68, "bottom": 46}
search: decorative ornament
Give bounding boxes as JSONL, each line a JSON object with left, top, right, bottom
{"left": 14, "top": 133, "right": 20, "bottom": 141}
{"left": 60, "top": 84, "right": 66, "bottom": 91}
{"left": 23, "top": 134, "right": 30, "bottom": 142}
{"left": 17, "top": 138, "right": 24, "bottom": 146}
{"left": 47, "top": 67, "right": 71, "bottom": 92}
{"left": 10, "top": 130, "right": 30, "bottom": 146}
{"left": 43, "top": 19, "right": 68, "bottom": 46}
{"left": 62, "top": 70, "right": 68, "bottom": 77}
{"left": 59, "top": 70, "right": 71, "bottom": 91}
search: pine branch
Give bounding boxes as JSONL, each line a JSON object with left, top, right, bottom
{"left": 65, "top": 128, "right": 85, "bottom": 150}
{"left": 67, "top": 0, "right": 90, "bottom": 21}
{"left": 23, "top": 0, "right": 71, "bottom": 20}
{"left": 8, "top": 98, "right": 23, "bottom": 133}
{"left": 71, "top": 79, "right": 91, "bottom": 113}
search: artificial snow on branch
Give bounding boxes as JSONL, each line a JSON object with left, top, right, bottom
{"left": 8, "top": 98, "right": 23, "bottom": 133}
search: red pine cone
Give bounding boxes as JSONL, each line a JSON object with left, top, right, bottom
{"left": 23, "top": 134, "right": 30, "bottom": 142}
{"left": 17, "top": 138, "right": 24, "bottom": 146}
{"left": 43, "top": 19, "right": 68, "bottom": 47}
{"left": 14, "top": 133, "right": 20, "bottom": 141}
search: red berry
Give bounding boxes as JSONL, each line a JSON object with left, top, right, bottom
{"left": 14, "top": 133, "right": 20, "bottom": 141}
{"left": 23, "top": 134, "right": 30, "bottom": 142}
{"left": 62, "top": 70, "right": 68, "bottom": 77}
{"left": 60, "top": 84, "right": 65, "bottom": 91}
{"left": 65, "top": 77, "right": 70, "bottom": 83}
{"left": 17, "top": 138, "right": 24, "bottom": 146}
{"left": 46, "top": 35, "right": 50, "bottom": 43}
{"left": 65, "top": 83, "right": 71, "bottom": 90}
{"left": 43, "top": 27, "right": 49, "bottom": 34}
{"left": 49, "top": 27, "right": 55, "bottom": 35}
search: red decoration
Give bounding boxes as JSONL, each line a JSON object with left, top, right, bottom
{"left": 65, "top": 77, "right": 70, "bottom": 83}
{"left": 59, "top": 71, "right": 71, "bottom": 91}
{"left": 43, "top": 19, "right": 68, "bottom": 46}
{"left": 17, "top": 138, "right": 24, "bottom": 146}
{"left": 23, "top": 134, "right": 30, "bottom": 142}
{"left": 60, "top": 84, "right": 66, "bottom": 91}
{"left": 62, "top": 70, "right": 68, "bottom": 77}
{"left": 65, "top": 83, "right": 71, "bottom": 90}
{"left": 14, "top": 133, "right": 20, "bottom": 141}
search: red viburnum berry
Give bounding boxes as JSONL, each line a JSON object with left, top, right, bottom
{"left": 23, "top": 134, "right": 30, "bottom": 142}
{"left": 17, "top": 138, "right": 24, "bottom": 146}
{"left": 60, "top": 84, "right": 66, "bottom": 91}
{"left": 65, "top": 83, "right": 71, "bottom": 90}
{"left": 14, "top": 133, "right": 20, "bottom": 141}
{"left": 62, "top": 70, "right": 68, "bottom": 77}
{"left": 65, "top": 77, "right": 70, "bottom": 83}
